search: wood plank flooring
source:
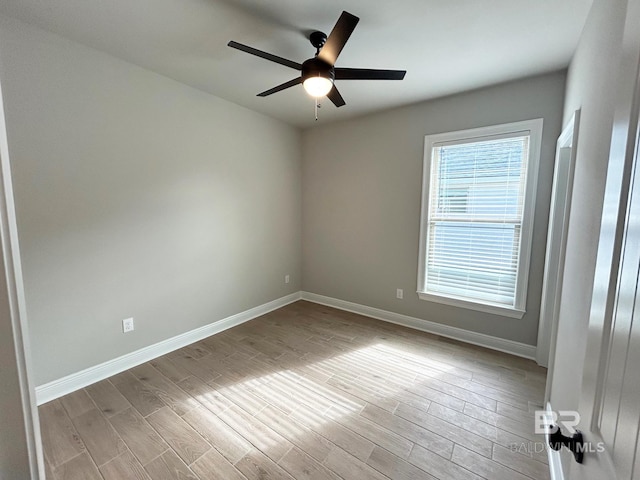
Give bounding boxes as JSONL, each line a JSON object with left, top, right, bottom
{"left": 39, "top": 301, "right": 550, "bottom": 480}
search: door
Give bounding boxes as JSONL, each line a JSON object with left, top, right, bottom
{"left": 549, "top": 0, "right": 640, "bottom": 477}
{"left": 565, "top": 81, "right": 640, "bottom": 479}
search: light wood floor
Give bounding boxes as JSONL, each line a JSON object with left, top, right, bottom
{"left": 39, "top": 301, "right": 550, "bottom": 480}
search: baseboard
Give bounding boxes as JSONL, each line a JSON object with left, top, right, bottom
{"left": 35, "top": 292, "right": 301, "bottom": 405}
{"left": 301, "top": 291, "right": 537, "bottom": 360}
{"left": 36, "top": 290, "right": 537, "bottom": 404}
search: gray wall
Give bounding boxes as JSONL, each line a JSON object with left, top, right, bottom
{"left": 302, "top": 72, "right": 566, "bottom": 346}
{"left": 550, "top": 0, "right": 627, "bottom": 412}
{"left": 0, "top": 16, "right": 302, "bottom": 386}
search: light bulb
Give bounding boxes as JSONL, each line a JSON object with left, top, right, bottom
{"left": 303, "top": 76, "right": 333, "bottom": 97}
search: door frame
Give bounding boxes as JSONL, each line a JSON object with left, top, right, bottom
{"left": 537, "top": 110, "right": 580, "bottom": 375}
{"left": 0, "top": 67, "right": 44, "bottom": 478}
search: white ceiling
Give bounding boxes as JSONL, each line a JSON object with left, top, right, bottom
{"left": 0, "top": 0, "right": 592, "bottom": 128}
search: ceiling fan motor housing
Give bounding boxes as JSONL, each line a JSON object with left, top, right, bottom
{"left": 309, "top": 31, "right": 327, "bottom": 50}
{"left": 302, "top": 57, "right": 334, "bottom": 83}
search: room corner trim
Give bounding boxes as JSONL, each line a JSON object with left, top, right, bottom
{"left": 301, "top": 291, "right": 537, "bottom": 360}
{"left": 35, "top": 292, "right": 301, "bottom": 405}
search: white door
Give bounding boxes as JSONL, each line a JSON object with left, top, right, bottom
{"left": 564, "top": 86, "right": 640, "bottom": 479}
{"left": 549, "top": 0, "right": 640, "bottom": 477}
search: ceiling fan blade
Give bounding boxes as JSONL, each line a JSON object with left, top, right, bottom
{"left": 335, "top": 68, "right": 406, "bottom": 80}
{"left": 326, "top": 85, "right": 346, "bottom": 107}
{"left": 317, "top": 11, "right": 360, "bottom": 65}
{"left": 257, "top": 77, "right": 302, "bottom": 97}
{"left": 228, "top": 41, "right": 302, "bottom": 70}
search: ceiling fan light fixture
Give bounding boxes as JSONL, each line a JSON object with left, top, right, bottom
{"left": 228, "top": 10, "right": 406, "bottom": 109}
{"left": 303, "top": 75, "right": 333, "bottom": 97}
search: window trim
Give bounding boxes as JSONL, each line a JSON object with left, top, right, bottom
{"left": 417, "top": 119, "right": 544, "bottom": 319}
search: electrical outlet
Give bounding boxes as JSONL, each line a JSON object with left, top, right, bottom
{"left": 122, "top": 317, "right": 134, "bottom": 333}
{"left": 285, "top": 274, "right": 290, "bottom": 284}
{"left": 396, "top": 289, "right": 404, "bottom": 299}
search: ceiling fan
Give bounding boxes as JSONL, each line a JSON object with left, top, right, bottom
{"left": 228, "top": 11, "right": 406, "bottom": 108}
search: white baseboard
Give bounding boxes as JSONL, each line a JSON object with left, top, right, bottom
{"left": 301, "top": 291, "right": 537, "bottom": 360}
{"left": 35, "top": 292, "right": 301, "bottom": 405}
{"left": 36, "top": 290, "right": 538, "bottom": 405}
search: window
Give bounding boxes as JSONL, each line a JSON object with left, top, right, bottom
{"left": 417, "top": 119, "right": 543, "bottom": 318}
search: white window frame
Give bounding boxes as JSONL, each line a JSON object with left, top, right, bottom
{"left": 417, "top": 119, "right": 543, "bottom": 319}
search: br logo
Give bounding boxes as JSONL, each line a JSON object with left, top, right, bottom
{"left": 534, "top": 410, "right": 580, "bottom": 435}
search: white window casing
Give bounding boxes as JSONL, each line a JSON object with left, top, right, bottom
{"left": 417, "top": 119, "right": 543, "bottom": 319}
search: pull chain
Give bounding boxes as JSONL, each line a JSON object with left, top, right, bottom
{"left": 314, "top": 98, "right": 321, "bottom": 121}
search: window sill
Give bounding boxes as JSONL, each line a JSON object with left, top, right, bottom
{"left": 417, "top": 292, "right": 526, "bottom": 319}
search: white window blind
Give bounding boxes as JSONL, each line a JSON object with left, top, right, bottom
{"left": 427, "top": 134, "right": 528, "bottom": 305}
{"left": 418, "top": 120, "right": 542, "bottom": 318}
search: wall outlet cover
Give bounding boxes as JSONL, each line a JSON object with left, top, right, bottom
{"left": 122, "top": 317, "right": 134, "bottom": 333}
